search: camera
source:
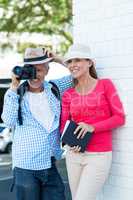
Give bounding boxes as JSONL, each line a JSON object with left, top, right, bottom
{"left": 12, "top": 65, "right": 36, "bottom": 80}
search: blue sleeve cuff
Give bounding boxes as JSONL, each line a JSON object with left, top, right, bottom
{"left": 5, "top": 89, "right": 19, "bottom": 99}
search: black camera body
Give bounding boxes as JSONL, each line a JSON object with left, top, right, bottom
{"left": 12, "top": 65, "right": 36, "bottom": 80}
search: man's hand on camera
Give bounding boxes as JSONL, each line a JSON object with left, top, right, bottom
{"left": 10, "top": 73, "right": 20, "bottom": 92}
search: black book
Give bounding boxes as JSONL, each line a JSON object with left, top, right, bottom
{"left": 61, "top": 120, "right": 93, "bottom": 153}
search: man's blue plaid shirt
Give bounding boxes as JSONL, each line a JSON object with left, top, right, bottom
{"left": 2, "top": 76, "right": 72, "bottom": 170}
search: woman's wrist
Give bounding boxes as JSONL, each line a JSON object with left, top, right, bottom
{"left": 54, "top": 56, "right": 64, "bottom": 65}
{"left": 88, "top": 125, "right": 95, "bottom": 132}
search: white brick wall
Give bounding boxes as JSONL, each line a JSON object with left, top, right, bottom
{"left": 73, "top": 0, "right": 133, "bottom": 199}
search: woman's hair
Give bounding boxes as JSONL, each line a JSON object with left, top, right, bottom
{"left": 73, "top": 59, "right": 98, "bottom": 86}
{"left": 89, "top": 60, "right": 98, "bottom": 79}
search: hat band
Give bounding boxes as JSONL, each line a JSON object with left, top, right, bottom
{"left": 24, "top": 55, "right": 48, "bottom": 62}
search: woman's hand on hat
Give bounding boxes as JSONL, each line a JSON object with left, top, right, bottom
{"left": 52, "top": 55, "right": 64, "bottom": 65}
{"left": 49, "top": 53, "right": 64, "bottom": 65}
{"left": 43, "top": 48, "right": 53, "bottom": 58}
{"left": 43, "top": 48, "right": 64, "bottom": 65}
{"left": 74, "top": 122, "right": 94, "bottom": 139}
{"left": 10, "top": 73, "right": 20, "bottom": 92}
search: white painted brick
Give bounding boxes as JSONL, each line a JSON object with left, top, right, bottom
{"left": 112, "top": 152, "right": 133, "bottom": 166}
{"left": 93, "top": 39, "right": 133, "bottom": 57}
{"left": 113, "top": 127, "right": 133, "bottom": 140}
{"left": 123, "top": 103, "right": 133, "bottom": 115}
{"left": 96, "top": 55, "right": 133, "bottom": 68}
{"left": 111, "top": 162, "right": 133, "bottom": 175}
{"left": 112, "top": 139, "right": 133, "bottom": 152}
{"left": 108, "top": 174, "right": 133, "bottom": 189}
{"left": 124, "top": 116, "right": 133, "bottom": 128}
{"left": 114, "top": 79, "right": 133, "bottom": 92}
{"left": 97, "top": 67, "right": 133, "bottom": 79}
{"left": 103, "top": 185, "right": 133, "bottom": 200}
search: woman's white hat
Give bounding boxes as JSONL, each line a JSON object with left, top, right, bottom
{"left": 23, "top": 48, "right": 53, "bottom": 65}
{"left": 64, "top": 43, "right": 93, "bottom": 63}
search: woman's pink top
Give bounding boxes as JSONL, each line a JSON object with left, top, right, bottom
{"left": 60, "top": 79, "right": 125, "bottom": 152}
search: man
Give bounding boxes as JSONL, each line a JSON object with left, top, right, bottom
{"left": 2, "top": 47, "right": 72, "bottom": 200}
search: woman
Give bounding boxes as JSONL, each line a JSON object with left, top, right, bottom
{"left": 60, "top": 43, "right": 125, "bottom": 200}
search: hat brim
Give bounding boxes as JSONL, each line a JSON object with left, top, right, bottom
{"left": 64, "top": 56, "right": 92, "bottom": 64}
{"left": 24, "top": 57, "right": 53, "bottom": 65}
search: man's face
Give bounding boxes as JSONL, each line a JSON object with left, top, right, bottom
{"left": 29, "top": 63, "right": 49, "bottom": 89}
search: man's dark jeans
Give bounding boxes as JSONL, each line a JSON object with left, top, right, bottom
{"left": 11, "top": 158, "right": 65, "bottom": 200}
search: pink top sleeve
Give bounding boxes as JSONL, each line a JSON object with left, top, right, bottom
{"left": 92, "top": 79, "right": 125, "bottom": 132}
{"left": 60, "top": 90, "right": 71, "bottom": 133}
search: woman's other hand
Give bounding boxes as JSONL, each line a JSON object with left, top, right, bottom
{"left": 74, "top": 122, "right": 94, "bottom": 139}
{"left": 69, "top": 145, "right": 81, "bottom": 153}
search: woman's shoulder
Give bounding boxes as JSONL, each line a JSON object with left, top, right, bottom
{"left": 99, "top": 78, "right": 115, "bottom": 87}
{"left": 62, "top": 88, "right": 75, "bottom": 101}
{"left": 99, "top": 78, "right": 113, "bottom": 84}
{"left": 99, "top": 78, "right": 116, "bottom": 91}
{"left": 63, "top": 87, "right": 75, "bottom": 94}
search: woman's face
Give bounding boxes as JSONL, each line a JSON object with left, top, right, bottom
{"left": 66, "top": 58, "right": 92, "bottom": 79}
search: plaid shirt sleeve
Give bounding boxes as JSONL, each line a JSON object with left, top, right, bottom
{"left": 1, "top": 89, "right": 19, "bottom": 128}
{"left": 50, "top": 75, "right": 73, "bottom": 95}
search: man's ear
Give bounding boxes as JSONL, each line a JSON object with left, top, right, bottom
{"left": 46, "top": 66, "right": 49, "bottom": 75}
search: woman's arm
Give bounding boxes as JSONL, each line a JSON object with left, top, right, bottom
{"left": 50, "top": 75, "right": 73, "bottom": 96}
{"left": 60, "top": 90, "right": 71, "bottom": 133}
{"left": 92, "top": 79, "right": 125, "bottom": 132}
{"left": 47, "top": 50, "right": 73, "bottom": 95}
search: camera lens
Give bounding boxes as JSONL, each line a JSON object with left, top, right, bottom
{"left": 12, "top": 66, "right": 22, "bottom": 77}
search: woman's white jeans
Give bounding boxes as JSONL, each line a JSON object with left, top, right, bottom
{"left": 65, "top": 150, "right": 112, "bottom": 200}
